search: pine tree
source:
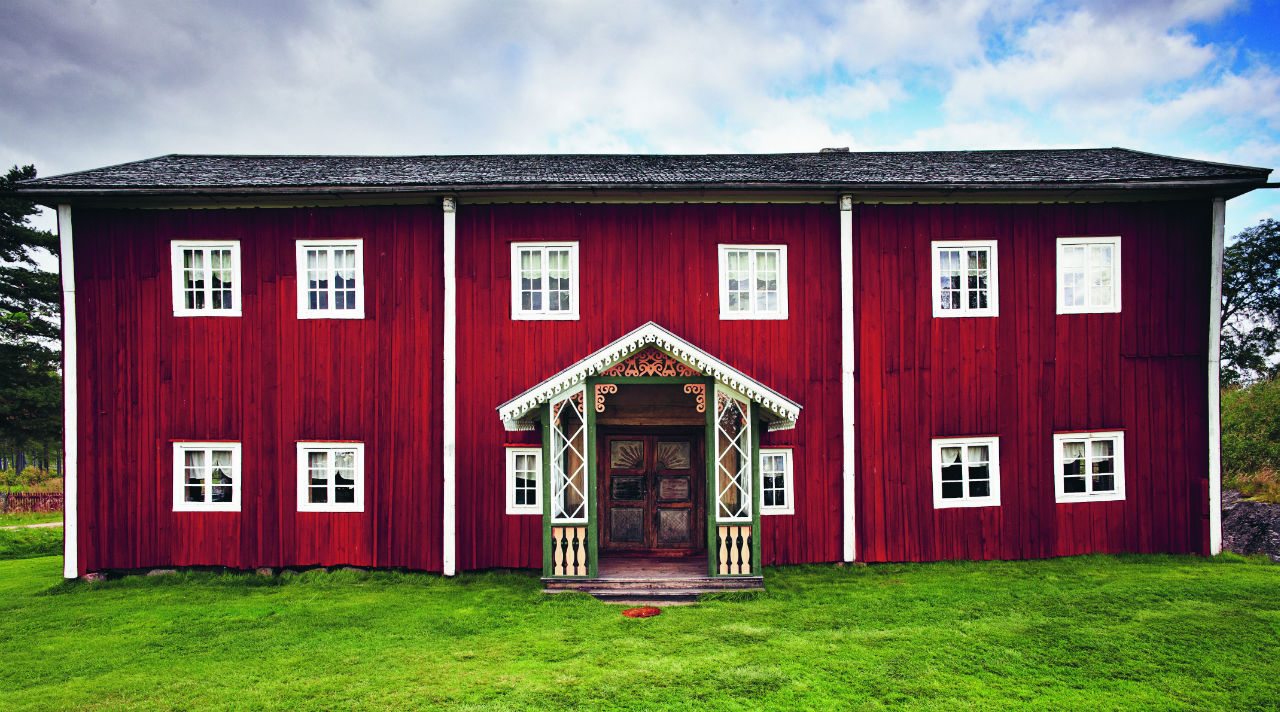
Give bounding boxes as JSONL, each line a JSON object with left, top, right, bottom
{"left": 0, "top": 165, "right": 62, "bottom": 467}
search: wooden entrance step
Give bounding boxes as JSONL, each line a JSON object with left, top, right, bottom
{"left": 542, "top": 555, "right": 762, "bottom": 602}
{"left": 542, "top": 575, "right": 763, "bottom": 602}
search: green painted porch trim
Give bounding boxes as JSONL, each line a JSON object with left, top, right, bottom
{"left": 584, "top": 377, "right": 599, "bottom": 578}
{"left": 751, "top": 401, "right": 763, "bottom": 576}
{"left": 704, "top": 375, "right": 718, "bottom": 578}
{"left": 540, "top": 403, "right": 553, "bottom": 578}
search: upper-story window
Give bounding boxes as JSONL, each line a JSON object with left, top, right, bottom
{"left": 1057, "top": 237, "right": 1120, "bottom": 313}
{"left": 511, "top": 242, "right": 579, "bottom": 320}
{"left": 172, "top": 441, "right": 241, "bottom": 512}
{"left": 932, "top": 436, "right": 1001, "bottom": 509}
{"left": 171, "top": 241, "right": 241, "bottom": 317}
{"left": 718, "top": 245, "right": 788, "bottom": 319}
{"left": 296, "top": 442, "right": 365, "bottom": 513}
{"left": 931, "top": 240, "right": 998, "bottom": 318}
{"left": 296, "top": 240, "right": 365, "bottom": 319}
{"left": 1053, "top": 431, "right": 1125, "bottom": 502}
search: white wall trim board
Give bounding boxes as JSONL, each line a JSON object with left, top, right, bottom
{"left": 442, "top": 196, "right": 458, "bottom": 576}
{"left": 58, "top": 204, "right": 78, "bottom": 579}
{"left": 1209, "top": 197, "right": 1225, "bottom": 555}
{"left": 839, "top": 195, "right": 856, "bottom": 562}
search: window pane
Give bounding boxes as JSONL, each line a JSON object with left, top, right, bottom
{"left": 1062, "top": 442, "right": 1085, "bottom": 477}
{"left": 1063, "top": 476, "right": 1087, "bottom": 493}
{"left": 1092, "top": 474, "right": 1115, "bottom": 491}
{"left": 966, "top": 445, "right": 988, "bottom": 464}
{"left": 938, "top": 250, "right": 961, "bottom": 310}
{"left": 941, "top": 482, "right": 964, "bottom": 499}
{"left": 969, "top": 480, "right": 990, "bottom": 498}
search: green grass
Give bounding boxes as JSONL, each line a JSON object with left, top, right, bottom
{"left": 2, "top": 555, "right": 1278, "bottom": 711}
{"left": 0, "top": 524, "right": 61, "bottom": 560}
{"left": 0, "top": 510, "right": 63, "bottom": 527}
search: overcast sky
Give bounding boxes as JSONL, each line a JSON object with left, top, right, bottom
{"left": 2, "top": 0, "right": 1277, "bottom": 239}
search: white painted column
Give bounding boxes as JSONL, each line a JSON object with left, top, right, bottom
{"left": 442, "top": 196, "right": 458, "bottom": 576}
{"left": 1208, "top": 197, "right": 1225, "bottom": 555}
{"left": 57, "top": 204, "right": 78, "bottom": 579}
{"left": 839, "top": 195, "right": 857, "bottom": 562}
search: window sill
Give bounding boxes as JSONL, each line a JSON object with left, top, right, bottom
{"left": 173, "top": 503, "right": 241, "bottom": 513}
{"left": 1056, "top": 493, "right": 1125, "bottom": 503}
{"left": 512, "top": 312, "right": 580, "bottom": 321}
{"left": 933, "top": 498, "right": 1001, "bottom": 509}
{"left": 173, "top": 310, "right": 243, "bottom": 318}
{"left": 297, "top": 311, "right": 366, "bottom": 320}
{"left": 719, "top": 312, "right": 789, "bottom": 321}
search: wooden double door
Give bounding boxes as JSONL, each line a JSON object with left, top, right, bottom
{"left": 599, "top": 429, "right": 705, "bottom": 555}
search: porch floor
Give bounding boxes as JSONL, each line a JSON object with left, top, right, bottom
{"left": 543, "top": 555, "right": 764, "bottom": 602}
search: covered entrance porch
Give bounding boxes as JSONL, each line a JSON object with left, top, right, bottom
{"left": 497, "top": 322, "right": 800, "bottom": 596}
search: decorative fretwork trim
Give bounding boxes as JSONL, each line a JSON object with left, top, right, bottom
{"left": 594, "top": 383, "right": 617, "bottom": 412}
{"left": 683, "top": 383, "right": 706, "bottom": 413}
{"left": 497, "top": 322, "right": 801, "bottom": 432}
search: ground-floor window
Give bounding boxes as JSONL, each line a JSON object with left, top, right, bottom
{"left": 296, "top": 442, "right": 365, "bottom": 512}
{"left": 506, "top": 447, "right": 542, "bottom": 514}
{"left": 931, "top": 436, "right": 1001, "bottom": 509}
{"left": 760, "top": 448, "right": 794, "bottom": 515}
{"left": 1053, "top": 431, "right": 1125, "bottom": 502}
{"left": 172, "top": 442, "right": 241, "bottom": 512}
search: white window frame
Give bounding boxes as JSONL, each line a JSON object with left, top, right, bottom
{"left": 717, "top": 244, "right": 789, "bottom": 320}
{"left": 930, "top": 240, "right": 999, "bottom": 318}
{"left": 172, "top": 441, "right": 242, "bottom": 512}
{"left": 759, "top": 448, "right": 794, "bottom": 515}
{"left": 296, "top": 442, "right": 366, "bottom": 513}
{"left": 505, "top": 447, "right": 542, "bottom": 515}
{"left": 510, "top": 242, "right": 580, "bottom": 320}
{"left": 1053, "top": 431, "right": 1126, "bottom": 503}
{"left": 296, "top": 239, "right": 365, "bottom": 319}
{"left": 931, "top": 436, "right": 1001, "bottom": 509}
{"left": 1056, "top": 236, "right": 1121, "bottom": 314}
{"left": 171, "top": 241, "right": 242, "bottom": 317}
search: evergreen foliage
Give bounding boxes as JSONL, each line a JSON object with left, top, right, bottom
{"left": 0, "top": 165, "right": 61, "bottom": 463}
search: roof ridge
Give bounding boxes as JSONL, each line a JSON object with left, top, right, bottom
{"left": 1112, "top": 147, "right": 1271, "bottom": 175}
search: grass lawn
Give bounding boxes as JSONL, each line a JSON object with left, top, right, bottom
{"left": 0, "top": 524, "right": 61, "bottom": 560}
{"left": 0, "top": 510, "right": 63, "bottom": 527}
{"left": 2, "top": 555, "right": 1278, "bottom": 711}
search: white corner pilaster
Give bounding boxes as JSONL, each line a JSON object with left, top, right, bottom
{"left": 442, "top": 196, "right": 458, "bottom": 575}
{"left": 839, "top": 194, "right": 857, "bottom": 562}
{"left": 57, "top": 204, "right": 78, "bottom": 579}
{"left": 1208, "top": 197, "right": 1225, "bottom": 555}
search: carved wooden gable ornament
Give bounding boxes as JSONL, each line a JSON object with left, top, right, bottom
{"left": 497, "top": 321, "right": 801, "bottom": 432}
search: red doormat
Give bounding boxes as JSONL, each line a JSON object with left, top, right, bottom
{"left": 622, "top": 606, "right": 662, "bottom": 618}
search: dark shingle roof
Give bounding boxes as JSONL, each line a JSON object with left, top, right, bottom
{"left": 16, "top": 148, "right": 1271, "bottom": 196}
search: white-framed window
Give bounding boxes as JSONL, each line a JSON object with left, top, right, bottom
{"left": 760, "top": 448, "right": 794, "bottom": 515}
{"left": 1053, "top": 431, "right": 1125, "bottom": 503}
{"left": 296, "top": 240, "right": 365, "bottom": 319}
{"left": 931, "top": 240, "right": 998, "bottom": 317}
{"left": 1057, "top": 237, "right": 1121, "bottom": 313}
{"left": 172, "top": 441, "right": 241, "bottom": 512}
{"left": 932, "top": 436, "right": 1001, "bottom": 509}
{"left": 505, "top": 447, "right": 542, "bottom": 515}
{"left": 296, "top": 442, "right": 365, "bottom": 512}
{"left": 171, "top": 241, "right": 242, "bottom": 317}
{"left": 718, "top": 245, "right": 788, "bottom": 319}
{"left": 511, "top": 242, "right": 579, "bottom": 320}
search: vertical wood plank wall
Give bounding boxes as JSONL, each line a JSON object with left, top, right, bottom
{"left": 72, "top": 206, "right": 444, "bottom": 574}
{"left": 72, "top": 199, "right": 1213, "bottom": 573}
{"left": 853, "top": 201, "right": 1212, "bottom": 562}
{"left": 456, "top": 204, "right": 844, "bottom": 569}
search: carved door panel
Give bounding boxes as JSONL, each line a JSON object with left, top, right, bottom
{"left": 600, "top": 432, "right": 704, "bottom": 554}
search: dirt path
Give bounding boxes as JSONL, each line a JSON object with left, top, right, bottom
{"left": 0, "top": 521, "right": 63, "bottom": 531}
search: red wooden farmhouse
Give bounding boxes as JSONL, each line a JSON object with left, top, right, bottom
{"left": 17, "top": 149, "right": 1273, "bottom": 590}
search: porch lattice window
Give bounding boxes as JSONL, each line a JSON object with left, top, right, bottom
{"left": 714, "top": 389, "right": 752, "bottom": 521}
{"left": 550, "top": 388, "right": 588, "bottom": 523}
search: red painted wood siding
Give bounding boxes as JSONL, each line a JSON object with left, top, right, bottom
{"left": 853, "top": 201, "right": 1212, "bottom": 562}
{"left": 72, "top": 206, "right": 444, "bottom": 575}
{"left": 455, "top": 203, "right": 844, "bottom": 568}
{"left": 71, "top": 198, "right": 1215, "bottom": 574}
